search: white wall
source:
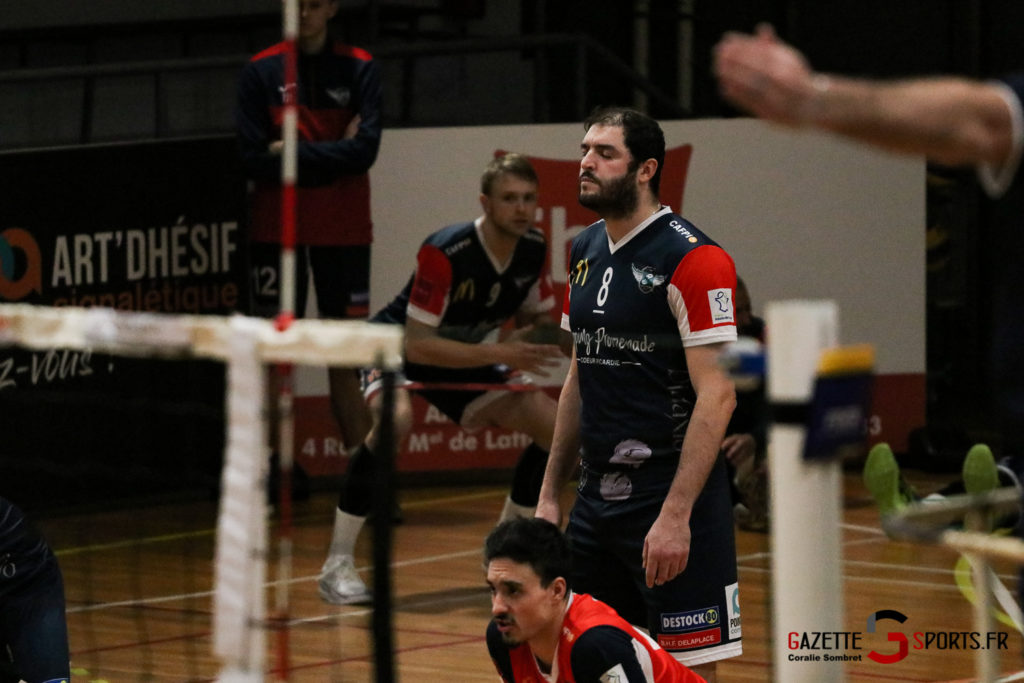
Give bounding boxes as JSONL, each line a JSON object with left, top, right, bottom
{"left": 298, "top": 119, "right": 924, "bottom": 393}
{"left": 377, "top": 120, "right": 923, "bottom": 366}
{"left": 679, "top": 119, "right": 924, "bottom": 374}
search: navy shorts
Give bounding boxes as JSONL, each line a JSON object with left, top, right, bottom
{"left": 248, "top": 243, "right": 370, "bottom": 319}
{"left": 566, "top": 456, "right": 742, "bottom": 667}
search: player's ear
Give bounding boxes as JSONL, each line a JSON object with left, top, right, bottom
{"left": 550, "top": 576, "right": 568, "bottom": 601}
{"left": 637, "top": 158, "right": 658, "bottom": 186}
{"left": 479, "top": 192, "right": 490, "bottom": 213}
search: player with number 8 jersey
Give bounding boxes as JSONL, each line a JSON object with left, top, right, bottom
{"left": 536, "top": 107, "right": 741, "bottom": 676}
{"left": 565, "top": 207, "right": 736, "bottom": 471}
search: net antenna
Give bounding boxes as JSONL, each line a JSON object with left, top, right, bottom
{"left": 0, "top": 304, "right": 403, "bottom": 681}
{"left": 271, "top": 0, "right": 300, "bottom": 677}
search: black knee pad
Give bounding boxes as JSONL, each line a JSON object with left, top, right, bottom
{"left": 338, "top": 443, "right": 375, "bottom": 516}
{"left": 510, "top": 443, "right": 549, "bottom": 507}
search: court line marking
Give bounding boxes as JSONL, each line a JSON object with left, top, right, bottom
{"left": 55, "top": 488, "right": 509, "bottom": 557}
{"left": 64, "top": 486, "right": 1014, "bottom": 627}
{"left": 68, "top": 547, "right": 485, "bottom": 614}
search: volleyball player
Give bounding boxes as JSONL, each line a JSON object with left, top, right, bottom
{"left": 0, "top": 496, "right": 70, "bottom": 683}
{"left": 235, "top": 0, "right": 382, "bottom": 461}
{"left": 535, "top": 107, "right": 741, "bottom": 680}
{"left": 485, "top": 517, "right": 707, "bottom": 683}
{"left": 318, "top": 153, "right": 564, "bottom": 605}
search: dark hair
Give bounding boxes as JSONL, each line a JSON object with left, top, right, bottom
{"left": 583, "top": 106, "right": 666, "bottom": 196}
{"left": 481, "top": 152, "right": 539, "bottom": 196}
{"left": 483, "top": 517, "right": 572, "bottom": 590}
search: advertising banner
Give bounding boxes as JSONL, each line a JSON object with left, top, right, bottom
{"left": 0, "top": 137, "right": 246, "bottom": 508}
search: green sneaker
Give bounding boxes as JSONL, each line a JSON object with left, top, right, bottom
{"left": 962, "top": 443, "right": 999, "bottom": 495}
{"left": 863, "top": 443, "right": 912, "bottom": 516}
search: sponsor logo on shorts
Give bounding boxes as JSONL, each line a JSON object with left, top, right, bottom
{"left": 726, "top": 582, "right": 742, "bottom": 639}
{"left": 661, "top": 606, "right": 720, "bottom": 633}
{"left": 659, "top": 627, "right": 722, "bottom": 651}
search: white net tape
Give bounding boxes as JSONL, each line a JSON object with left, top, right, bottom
{"left": 214, "top": 317, "right": 268, "bottom": 674}
{"left": 0, "top": 303, "right": 403, "bottom": 368}
{"left": 883, "top": 487, "right": 1022, "bottom": 555}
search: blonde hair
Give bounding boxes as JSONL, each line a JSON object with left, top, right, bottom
{"left": 480, "top": 153, "right": 538, "bottom": 196}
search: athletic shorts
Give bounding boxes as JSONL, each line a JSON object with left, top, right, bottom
{"left": 361, "top": 363, "right": 533, "bottom": 428}
{"left": 566, "top": 456, "right": 742, "bottom": 667}
{"left": 247, "top": 243, "right": 370, "bottom": 319}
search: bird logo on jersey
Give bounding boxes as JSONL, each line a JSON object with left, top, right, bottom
{"left": 631, "top": 264, "right": 666, "bottom": 293}
{"left": 326, "top": 87, "right": 351, "bottom": 106}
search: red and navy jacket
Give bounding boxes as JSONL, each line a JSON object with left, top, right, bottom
{"left": 235, "top": 37, "right": 382, "bottom": 246}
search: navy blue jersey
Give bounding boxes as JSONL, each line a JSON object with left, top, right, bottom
{"left": 374, "top": 219, "right": 554, "bottom": 365}
{"left": 563, "top": 207, "right": 736, "bottom": 475}
{"left": 0, "top": 497, "right": 60, "bottom": 600}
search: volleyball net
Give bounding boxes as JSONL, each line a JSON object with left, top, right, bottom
{"left": 0, "top": 302, "right": 402, "bottom": 681}
{"left": 884, "top": 487, "right": 1024, "bottom": 683}
{"left": 763, "top": 300, "right": 1024, "bottom": 683}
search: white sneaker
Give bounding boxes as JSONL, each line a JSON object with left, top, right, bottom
{"left": 318, "top": 555, "right": 372, "bottom": 605}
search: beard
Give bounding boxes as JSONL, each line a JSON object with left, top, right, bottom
{"left": 578, "top": 169, "right": 639, "bottom": 219}
{"left": 500, "top": 631, "right": 522, "bottom": 647}
{"left": 494, "top": 617, "right": 521, "bottom": 647}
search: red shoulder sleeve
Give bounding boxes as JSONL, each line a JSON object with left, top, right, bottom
{"left": 407, "top": 244, "right": 453, "bottom": 324}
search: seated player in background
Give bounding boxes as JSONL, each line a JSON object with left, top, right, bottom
{"left": 723, "top": 276, "right": 769, "bottom": 532}
{"left": 485, "top": 516, "right": 707, "bottom": 683}
{"left": 0, "top": 495, "right": 70, "bottom": 683}
{"left": 864, "top": 441, "right": 1021, "bottom": 530}
{"left": 318, "top": 153, "right": 565, "bottom": 604}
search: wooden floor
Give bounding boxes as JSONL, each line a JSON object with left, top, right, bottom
{"left": 38, "top": 467, "right": 1024, "bottom": 682}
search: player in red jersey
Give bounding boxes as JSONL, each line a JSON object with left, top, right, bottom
{"left": 485, "top": 516, "right": 707, "bottom": 683}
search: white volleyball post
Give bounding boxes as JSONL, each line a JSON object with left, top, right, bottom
{"left": 767, "top": 300, "right": 844, "bottom": 682}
